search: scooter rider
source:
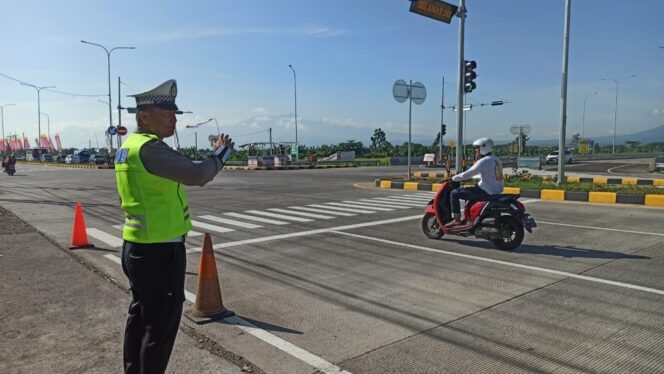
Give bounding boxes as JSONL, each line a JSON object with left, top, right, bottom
{"left": 445, "top": 137, "right": 504, "bottom": 227}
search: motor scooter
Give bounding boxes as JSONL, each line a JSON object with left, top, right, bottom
{"left": 4, "top": 164, "right": 15, "bottom": 176}
{"left": 422, "top": 180, "right": 536, "bottom": 250}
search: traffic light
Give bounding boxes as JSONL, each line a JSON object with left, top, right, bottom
{"left": 464, "top": 60, "right": 477, "bottom": 93}
{"left": 442, "top": 124, "right": 447, "bottom": 136}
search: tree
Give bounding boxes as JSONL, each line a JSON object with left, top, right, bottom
{"left": 369, "top": 128, "right": 391, "bottom": 155}
{"left": 514, "top": 133, "right": 529, "bottom": 152}
{"left": 337, "top": 139, "right": 364, "bottom": 156}
{"left": 570, "top": 133, "right": 581, "bottom": 149}
{"left": 432, "top": 132, "right": 441, "bottom": 149}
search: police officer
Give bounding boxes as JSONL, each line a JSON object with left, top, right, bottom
{"left": 115, "top": 79, "right": 234, "bottom": 374}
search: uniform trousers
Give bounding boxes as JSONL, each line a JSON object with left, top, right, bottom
{"left": 121, "top": 240, "right": 186, "bottom": 374}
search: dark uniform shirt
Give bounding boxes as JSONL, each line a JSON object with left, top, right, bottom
{"left": 136, "top": 129, "right": 224, "bottom": 186}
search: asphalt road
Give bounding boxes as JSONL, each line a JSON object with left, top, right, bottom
{"left": 541, "top": 158, "right": 657, "bottom": 178}
{"left": 1, "top": 164, "right": 663, "bottom": 374}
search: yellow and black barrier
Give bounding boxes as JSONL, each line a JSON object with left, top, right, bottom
{"left": 18, "top": 161, "right": 113, "bottom": 170}
{"left": 374, "top": 179, "right": 664, "bottom": 207}
{"left": 411, "top": 172, "right": 664, "bottom": 186}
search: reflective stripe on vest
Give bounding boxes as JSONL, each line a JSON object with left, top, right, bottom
{"left": 115, "top": 133, "right": 193, "bottom": 243}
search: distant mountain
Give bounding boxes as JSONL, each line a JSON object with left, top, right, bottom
{"left": 505, "top": 125, "right": 664, "bottom": 146}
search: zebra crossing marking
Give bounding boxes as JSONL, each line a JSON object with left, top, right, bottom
{"left": 224, "top": 212, "right": 289, "bottom": 225}
{"left": 288, "top": 206, "right": 356, "bottom": 217}
{"left": 87, "top": 228, "right": 124, "bottom": 248}
{"left": 268, "top": 208, "right": 336, "bottom": 219}
{"left": 325, "top": 202, "right": 393, "bottom": 211}
{"left": 191, "top": 220, "right": 235, "bottom": 233}
{"left": 199, "top": 215, "right": 263, "bottom": 229}
{"left": 245, "top": 210, "right": 313, "bottom": 222}
{"left": 308, "top": 204, "right": 376, "bottom": 214}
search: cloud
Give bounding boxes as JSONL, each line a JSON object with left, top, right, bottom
{"left": 652, "top": 108, "right": 664, "bottom": 117}
{"left": 141, "top": 25, "right": 349, "bottom": 43}
{"left": 253, "top": 107, "right": 266, "bottom": 114}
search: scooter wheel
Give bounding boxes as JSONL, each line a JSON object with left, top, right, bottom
{"left": 493, "top": 216, "right": 524, "bottom": 251}
{"left": 422, "top": 213, "right": 444, "bottom": 240}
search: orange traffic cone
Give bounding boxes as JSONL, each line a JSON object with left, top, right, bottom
{"left": 70, "top": 202, "right": 93, "bottom": 249}
{"left": 185, "top": 233, "right": 234, "bottom": 324}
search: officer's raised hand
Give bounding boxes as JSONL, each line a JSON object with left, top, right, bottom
{"left": 213, "top": 133, "right": 234, "bottom": 164}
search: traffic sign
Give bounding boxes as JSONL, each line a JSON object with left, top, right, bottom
{"left": 410, "top": 82, "right": 427, "bottom": 105}
{"left": 409, "top": 0, "right": 458, "bottom": 24}
{"left": 107, "top": 126, "right": 118, "bottom": 136}
{"left": 118, "top": 126, "right": 128, "bottom": 136}
{"left": 392, "top": 80, "right": 409, "bottom": 103}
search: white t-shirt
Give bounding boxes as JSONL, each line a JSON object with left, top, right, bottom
{"left": 452, "top": 155, "right": 504, "bottom": 195}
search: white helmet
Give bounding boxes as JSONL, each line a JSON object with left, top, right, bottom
{"left": 472, "top": 137, "right": 494, "bottom": 155}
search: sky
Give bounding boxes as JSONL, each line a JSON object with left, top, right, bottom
{"left": 0, "top": 0, "right": 663, "bottom": 150}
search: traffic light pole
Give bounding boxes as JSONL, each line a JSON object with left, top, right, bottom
{"left": 439, "top": 76, "right": 444, "bottom": 165}
{"left": 455, "top": 0, "right": 466, "bottom": 173}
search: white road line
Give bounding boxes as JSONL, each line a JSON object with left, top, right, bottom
{"left": 210, "top": 215, "right": 421, "bottom": 250}
{"left": 112, "top": 224, "right": 203, "bottom": 237}
{"left": 224, "top": 212, "right": 289, "bottom": 225}
{"left": 607, "top": 164, "right": 631, "bottom": 175}
{"left": 104, "top": 254, "right": 122, "bottom": 265}
{"left": 289, "top": 206, "right": 356, "bottom": 217}
{"left": 331, "top": 231, "right": 664, "bottom": 297}
{"left": 245, "top": 210, "right": 313, "bottom": 222}
{"left": 199, "top": 215, "right": 263, "bottom": 229}
{"left": 224, "top": 315, "right": 352, "bottom": 374}
{"left": 88, "top": 228, "right": 124, "bottom": 248}
{"left": 268, "top": 208, "right": 336, "bottom": 219}
{"left": 361, "top": 199, "right": 421, "bottom": 208}
{"left": 538, "top": 221, "right": 664, "bottom": 237}
{"left": 325, "top": 202, "right": 393, "bottom": 211}
{"left": 191, "top": 220, "right": 235, "bottom": 233}
{"left": 341, "top": 201, "right": 396, "bottom": 210}
{"left": 308, "top": 204, "right": 376, "bottom": 214}
{"left": 103, "top": 256, "right": 350, "bottom": 374}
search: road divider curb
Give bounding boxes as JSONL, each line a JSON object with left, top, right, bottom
{"left": 18, "top": 161, "right": 112, "bottom": 170}
{"left": 411, "top": 172, "right": 664, "bottom": 186}
{"left": 374, "top": 179, "right": 664, "bottom": 207}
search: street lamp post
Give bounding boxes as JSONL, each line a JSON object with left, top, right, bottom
{"left": 0, "top": 104, "right": 15, "bottom": 144}
{"left": 21, "top": 84, "right": 55, "bottom": 148}
{"left": 81, "top": 40, "right": 135, "bottom": 152}
{"left": 601, "top": 74, "right": 635, "bottom": 155}
{"left": 581, "top": 92, "right": 597, "bottom": 138}
{"left": 288, "top": 64, "right": 298, "bottom": 145}
{"left": 40, "top": 112, "right": 50, "bottom": 140}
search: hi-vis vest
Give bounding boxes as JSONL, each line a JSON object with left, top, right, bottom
{"left": 115, "top": 133, "right": 192, "bottom": 243}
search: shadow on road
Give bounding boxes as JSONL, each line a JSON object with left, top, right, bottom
{"left": 219, "top": 316, "right": 303, "bottom": 335}
{"left": 454, "top": 239, "right": 649, "bottom": 260}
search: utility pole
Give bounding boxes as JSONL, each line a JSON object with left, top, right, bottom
{"left": 117, "top": 76, "right": 122, "bottom": 148}
{"left": 0, "top": 104, "right": 15, "bottom": 145}
{"left": 455, "top": 0, "right": 466, "bottom": 173}
{"left": 194, "top": 131, "right": 198, "bottom": 161}
{"left": 269, "top": 127, "right": 273, "bottom": 156}
{"left": 557, "top": 0, "right": 571, "bottom": 184}
{"left": 80, "top": 40, "right": 135, "bottom": 153}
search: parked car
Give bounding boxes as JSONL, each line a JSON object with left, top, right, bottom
{"left": 55, "top": 153, "right": 67, "bottom": 163}
{"left": 72, "top": 152, "right": 91, "bottom": 164}
{"left": 545, "top": 150, "right": 572, "bottom": 164}
{"left": 40, "top": 153, "right": 54, "bottom": 162}
{"left": 88, "top": 154, "right": 107, "bottom": 165}
{"left": 65, "top": 155, "right": 74, "bottom": 164}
